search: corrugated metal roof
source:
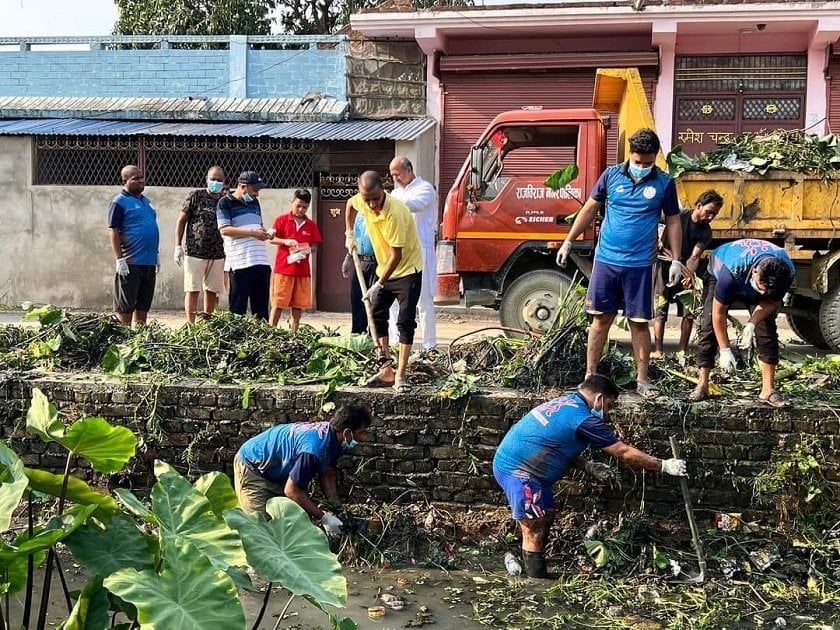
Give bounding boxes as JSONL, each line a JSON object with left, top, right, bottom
{"left": 0, "top": 117, "right": 437, "bottom": 141}
{"left": 0, "top": 96, "right": 349, "bottom": 123}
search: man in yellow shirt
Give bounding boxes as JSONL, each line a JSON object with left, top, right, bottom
{"left": 345, "top": 171, "right": 423, "bottom": 393}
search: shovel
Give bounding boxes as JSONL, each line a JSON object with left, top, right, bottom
{"left": 350, "top": 248, "right": 380, "bottom": 348}
{"left": 669, "top": 435, "right": 707, "bottom": 584}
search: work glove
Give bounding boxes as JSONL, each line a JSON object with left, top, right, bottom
{"left": 584, "top": 461, "right": 613, "bottom": 482}
{"left": 174, "top": 245, "right": 184, "bottom": 267}
{"left": 364, "top": 280, "right": 383, "bottom": 304}
{"left": 667, "top": 259, "right": 684, "bottom": 287}
{"left": 740, "top": 322, "right": 756, "bottom": 350}
{"left": 320, "top": 513, "right": 344, "bottom": 539}
{"left": 661, "top": 458, "right": 687, "bottom": 477}
{"left": 341, "top": 253, "right": 352, "bottom": 279}
{"left": 556, "top": 240, "right": 572, "bottom": 267}
{"left": 718, "top": 347, "right": 738, "bottom": 374}
{"left": 115, "top": 257, "right": 130, "bottom": 277}
{"left": 345, "top": 229, "right": 357, "bottom": 252}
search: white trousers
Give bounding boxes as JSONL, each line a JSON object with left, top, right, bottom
{"left": 389, "top": 245, "right": 437, "bottom": 348}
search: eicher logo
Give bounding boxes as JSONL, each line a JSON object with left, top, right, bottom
{"left": 514, "top": 210, "right": 554, "bottom": 225}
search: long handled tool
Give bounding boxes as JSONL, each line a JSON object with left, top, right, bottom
{"left": 350, "top": 248, "right": 380, "bottom": 347}
{"left": 669, "top": 435, "right": 707, "bottom": 584}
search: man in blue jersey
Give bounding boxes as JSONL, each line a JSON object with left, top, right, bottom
{"left": 559, "top": 129, "right": 682, "bottom": 399}
{"left": 233, "top": 402, "right": 372, "bottom": 537}
{"left": 107, "top": 165, "right": 160, "bottom": 327}
{"left": 689, "top": 239, "right": 795, "bottom": 407}
{"left": 493, "top": 375, "right": 687, "bottom": 578}
{"left": 341, "top": 212, "right": 379, "bottom": 335}
{"left": 217, "top": 171, "right": 272, "bottom": 320}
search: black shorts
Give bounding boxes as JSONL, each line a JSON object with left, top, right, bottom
{"left": 114, "top": 264, "right": 156, "bottom": 314}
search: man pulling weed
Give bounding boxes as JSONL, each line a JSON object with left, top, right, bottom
{"left": 689, "top": 238, "right": 795, "bottom": 407}
{"left": 233, "top": 402, "right": 371, "bottom": 538}
{"left": 493, "top": 375, "right": 687, "bottom": 578}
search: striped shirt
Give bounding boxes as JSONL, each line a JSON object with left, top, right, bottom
{"left": 216, "top": 193, "right": 270, "bottom": 271}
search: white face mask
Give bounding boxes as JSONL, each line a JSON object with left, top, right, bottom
{"left": 750, "top": 277, "right": 763, "bottom": 294}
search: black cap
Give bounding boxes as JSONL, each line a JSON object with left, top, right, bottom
{"left": 238, "top": 171, "right": 268, "bottom": 189}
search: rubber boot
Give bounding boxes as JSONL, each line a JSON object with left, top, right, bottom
{"left": 522, "top": 550, "right": 548, "bottom": 579}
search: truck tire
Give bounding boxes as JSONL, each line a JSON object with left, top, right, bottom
{"left": 786, "top": 313, "right": 829, "bottom": 350}
{"left": 499, "top": 269, "right": 573, "bottom": 333}
{"left": 818, "top": 286, "right": 840, "bottom": 351}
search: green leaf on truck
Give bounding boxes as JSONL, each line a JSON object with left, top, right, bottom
{"left": 665, "top": 145, "right": 698, "bottom": 178}
{"left": 543, "top": 164, "right": 579, "bottom": 190}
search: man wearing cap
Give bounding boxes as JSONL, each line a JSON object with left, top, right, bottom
{"left": 107, "top": 164, "right": 159, "bottom": 328}
{"left": 174, "top": 165, "right": 227, "bottom": 323}
{"left": 217, "top": 171, "right": 272, "bottom": 320}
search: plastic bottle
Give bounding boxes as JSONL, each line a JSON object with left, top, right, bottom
{"left": 504, "top": 552, "right": 522, "bottom": 576}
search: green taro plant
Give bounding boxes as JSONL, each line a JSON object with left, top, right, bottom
{"left": 0, "top": 389, "right": 355, "bottom": 630}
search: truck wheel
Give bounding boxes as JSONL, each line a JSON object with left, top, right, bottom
{"left": 786, "top": 307, "right": 829, "bottom": 350}
{"left": 818, "top": 286, "right": 840, "bottom": 351}
{"left": 499, "top": 269, "right": 573, "bottom": 333}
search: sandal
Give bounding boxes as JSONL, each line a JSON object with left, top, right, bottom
{"left": 393, "top": 380, "right": 412, "bottom": 394}
{"left": 759, "top": 390, "right": 790, "bottom": 408}
{"left": 636, "top": 381, "right": 661, "bottom": 400}
{"left": 364, "top": 372, "right": 394, "bottom": 388}
{"left": 687, "top": 385, "right": 708, "bottom": 402}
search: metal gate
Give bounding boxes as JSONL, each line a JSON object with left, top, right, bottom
{"left": 316, "top": 176, "right": 359, "bottom": 313}
{"left": 674, "top": 55, "right": 807, "bottom": 155}
{"left": 439, "top": 68, "right": 656, "bottom": 205}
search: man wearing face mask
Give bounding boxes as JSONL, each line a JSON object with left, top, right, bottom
{"left": 174, "top": 165, "right": 227, "bottom": 323}
{"left": 558, "top": 129, "right": 681, "bottom": 400}
{"left": 217, "top": 171, "right": 272, "bottom": 320}
{"left": 107, "top": 164, "right": 159, "bottom": 328}
{"left": 652, "top": 189, "right": 724, "bottom": 358}
{"left": 233, "top": 401, "right": 372, "bottom": 537}
{"left": 689, "top": 239, "right": 795, "bottom": 406}
{"left": 493, "top": 375, "right": 687, "bottom": 579}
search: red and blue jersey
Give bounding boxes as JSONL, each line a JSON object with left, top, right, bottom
{"left": 493, "top": 393, "right": 618, "bottom": 485}
{"left": 709, "top": 239, "right": 795, "bottom": 304}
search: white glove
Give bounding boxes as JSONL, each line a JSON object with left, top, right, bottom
{"left": 341, "top": 254, "right": 352, "bottom": 279}
{"left": 584, "top": 461, "right": 613, "bottom": 481}
{"left": 345, "top": 229, "right": 356, "bottom": 252}
{"left": 320, "top": 513, "right": 344, "bottom": 538}
{"left": 174, "top": 245, "right": 184, "bottom": 267}
{"left": 718, "top": 347, "right": 737, "bottom": 374}
{"left": 115, "top": 257, "right": 129, "bottom": 277}
{"left": 668, "top": 260, "right": 683, "bottom": 287}
{"left": 740, "top": 322, "right": 756, "bottom": 350}
{"left": 364, "top": 280, "right": 383, "bottom": 304}
{"left": 557, "top": 240, "right": 572, "bottom": 267}
{"left": 661, "top": 458, "right": 687, "bottom": 477}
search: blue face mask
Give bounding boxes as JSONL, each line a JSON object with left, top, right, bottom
{"left": 342, "top": 436, "right": 358, "bottom": 451}
{"left": 590, "top": 395, "right": 604, "bottom": 419}
{"left": 207, "top": 180, "right": 224, "bottom": 194}
{"left": 241, "top": 192, "right": 254, "bottom": 203}
{"left": 629, "top": 164, "right": 653, "bottom": 179}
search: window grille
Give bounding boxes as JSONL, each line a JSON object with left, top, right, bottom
{"left": 742, "top": 97, "right": 801, "bottom": 121}
{"left": 675, "top": 55, "right": 807, "bottom": 93}
{"left": 677, "top": 99, "right": 736, "bottom": 121}
{"left": 34, "top": 135, "right": 315, "bottom": 188}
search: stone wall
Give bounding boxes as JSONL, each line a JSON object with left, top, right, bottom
{"left": 0, "top": 374, "right": 837, "bottom": 518}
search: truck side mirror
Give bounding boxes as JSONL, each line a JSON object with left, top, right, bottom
{"left": 469, "top": 145, "right": 484, "bottom": 192}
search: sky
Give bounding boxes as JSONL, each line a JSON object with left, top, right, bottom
{"left": 1, "top": 0, "right": 118, "bottom": 37}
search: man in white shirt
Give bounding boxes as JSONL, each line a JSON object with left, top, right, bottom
{"left": 388, "top": 156, "right": 437, "bottom": 354}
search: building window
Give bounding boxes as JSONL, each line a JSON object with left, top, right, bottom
{"left": 34, "top": 135, "right": 315, "bottom": 187}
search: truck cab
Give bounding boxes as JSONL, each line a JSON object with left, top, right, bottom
{"left": 435, "top": 109, "right": 606, "bottom": 332}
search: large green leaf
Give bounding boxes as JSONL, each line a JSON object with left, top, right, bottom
{"left": 61, "top": 417, "right": 137, "bottom": 474}
{"left": 543, "top": 164, "right": 580, "bottom": 190}
{"left": 317, "top": 334, "right": 374, "bottom": 354}
{"left": 113, "top": 489, "right": 157, "bottom": 524}
{"left": 193, "top": 472, "right": 238, "bottom": 520}
{"left": 60, "top": 576, "right": 109, "bottom": 630}
{"left": 0, "top": 531, "right": 47, "bottom": 595}
{"left": 0, "top": 505, "right": 97, "bottom": 563}
{"left": 24, "top": 468, "right": 118, "bottom": 520}
{"left": 26, "top": 387, "right": 65, "bottom": 443}
{"left": 104, "top": 540, "right": 245, "bottom": 630}
{"left": 152, "top": 471, "right": 245, "bottom": 570}
{"left": 0, "top": 442, "right": 29, "bottom": 531}
{"left": 224, "top": 498, "right": 347, "bottom": 609}
{"left": 65, "top": 515, "right": 156, "bottom": 578}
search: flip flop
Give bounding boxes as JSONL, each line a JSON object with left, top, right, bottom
{"left": 393, "top": 380, "right": 411, "bottom": 394}
{"left": 759, "top": 390, "right": 790, "bottom": 408}
{"left": 687, "top": 385, "right": 708, "bottom": 402}
{"left": 636, "top": 381, "right": 661, "bottom": 400}
{"left": 364, "top": 372, "right": 394, "bottom": 388}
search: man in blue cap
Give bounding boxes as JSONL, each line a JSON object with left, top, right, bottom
{"left": 217, "top": 171, "right": 272, "bottom": 320}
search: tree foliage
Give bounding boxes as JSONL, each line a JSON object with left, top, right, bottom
{"left": 278, "top": 0, "right": 473, "bottom": 35}
{"left": 113, "top": 0, "right": 277, "bottom": 36}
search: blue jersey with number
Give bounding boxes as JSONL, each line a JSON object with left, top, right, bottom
{"left": 591, "top": 163, "right": 680, "bottom": 268}
{"left": 238, "top": 421, "right": 339, "bottom": 484}
{"left": 493, "top": 393, "right": 618, "bottom": 485}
